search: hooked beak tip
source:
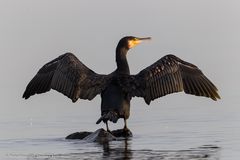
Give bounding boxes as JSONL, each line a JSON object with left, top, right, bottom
{"left": 139, "top": 37, "right": 152, "bottom": 41}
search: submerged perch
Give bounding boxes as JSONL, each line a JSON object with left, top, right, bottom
{"left": 66, "top": 128, "right": 132, "bottom": 143}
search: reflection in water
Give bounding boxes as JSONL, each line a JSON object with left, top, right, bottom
{"left": 4, "top": 138, "right": 220, "bottom": 160}
{"left": 93, "top": 138, "right": 220, "bottom": 160}
{"left": 99, "top": 138, "right": 220, "bottom": 160}
{"left": 102, "top": 138, "right": 132, "bottom": 159}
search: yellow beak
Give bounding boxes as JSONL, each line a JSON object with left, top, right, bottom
{"left": 128, "top": 37, "right": 151, "bottom": 49}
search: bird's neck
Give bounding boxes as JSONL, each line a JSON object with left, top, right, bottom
{"left": 116, "top": 47, "right": 130, "bottom": 74}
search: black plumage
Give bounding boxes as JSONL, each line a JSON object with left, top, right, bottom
{"left": 23, "top": 36, "right": 220, "bottom": 132}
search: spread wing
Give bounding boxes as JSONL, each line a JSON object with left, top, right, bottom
{"left": 23, "top": 53, "right": 111, "bottom": 102}
{"left": 121, "top": 54, "right": 220, "bottom": 104}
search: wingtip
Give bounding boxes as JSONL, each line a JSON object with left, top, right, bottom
{"left": 96, "top": 117, "right": 102, "bottom": 124}
{"left": 72, "top": 98, "right": 78, "bottom": 103}
{"left": 214, "top": 91, "right": 221, "bottom": 101}
{"left": 22, "top": 96, "right": 29, "bottom": 100}
{"left": 211, "top": 94, "right": 221, "bottom": 101}
{"left": 216, "top": 95, "right": 221, "bottom": 100}
{"left": 216, "top": 96, "right": 221, "bottom": 101}
{"left": 22, "top": 94, "right": 28, "bottom": 99}
{"left": 144, "top": 98, "right": 151, "bottom": 105}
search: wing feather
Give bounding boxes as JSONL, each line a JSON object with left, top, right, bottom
{"left": 23, "top": 53, "right": 111, "bottom": 102}
{"left": 124, "top": 54, "right": 220, "bottom": 104}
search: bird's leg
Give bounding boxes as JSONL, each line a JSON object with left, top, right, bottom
{"left": 122, "top": 118, "right": 132, "bottom": 137}
{"left": 123, "top": 118, "right": 128, "bottom": 131}
{"left": 106, "top": 121, "right": 110, "bottom": 132}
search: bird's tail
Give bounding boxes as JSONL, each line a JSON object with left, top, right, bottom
{"left": 96, "top": 111, "right": 119, "bottom": 124}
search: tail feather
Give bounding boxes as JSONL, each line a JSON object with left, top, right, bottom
{"left": 96, "top": 111, "right": 119, "bottom": 124}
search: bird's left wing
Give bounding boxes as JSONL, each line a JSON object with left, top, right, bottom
{"left": 119, "top": 54, "right": 220, "bottom": 104}
{"left": 23, "top": 53, "right": 111, "bottom": 102}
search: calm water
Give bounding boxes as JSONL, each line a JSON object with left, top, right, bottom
{"left": 0, "top": 98, "right": 239, "bottom": 160}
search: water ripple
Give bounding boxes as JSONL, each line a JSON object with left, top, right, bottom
{"left": 3, "top": 138, "right": 220, "bottom": 160}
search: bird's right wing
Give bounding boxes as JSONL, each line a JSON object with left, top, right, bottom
{"left": 23, "top": 53, "right": 111, "bottom": 102}
{"left": 120, "top": 54, "right": 220, "bottom": 105}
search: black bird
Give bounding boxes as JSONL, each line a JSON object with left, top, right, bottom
{"left": 23, "top": 36, "right": 220, "bottom": 132}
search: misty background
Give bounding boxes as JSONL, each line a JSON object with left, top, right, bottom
{"left": 0, "top": 0, "right": 239, "bottom": 140}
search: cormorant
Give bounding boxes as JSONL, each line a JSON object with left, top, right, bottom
{"left": 23, "top": 36, "right": 220, "bottom": 132}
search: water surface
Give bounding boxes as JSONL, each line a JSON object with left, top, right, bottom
{"left": 0, "top": 101, "right": 239, "bottom": 160}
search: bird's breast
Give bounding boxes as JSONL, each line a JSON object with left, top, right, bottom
{"left": 100, "top": 82, "right": 130, "bottom": 115}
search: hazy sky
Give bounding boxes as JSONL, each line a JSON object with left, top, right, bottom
{"left": 0, "top": 1, "right": 239, "bottom": 123}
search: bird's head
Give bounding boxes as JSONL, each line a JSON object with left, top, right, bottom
{"left": 117, "top": 36, "right": 151, "bottom": 51}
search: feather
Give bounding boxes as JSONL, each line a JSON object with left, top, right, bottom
{"left": 23, "top": 53, "right": 111, "bottom": 101}
{"left": 122, "top": 54, "right": 220, "bottom": 104}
